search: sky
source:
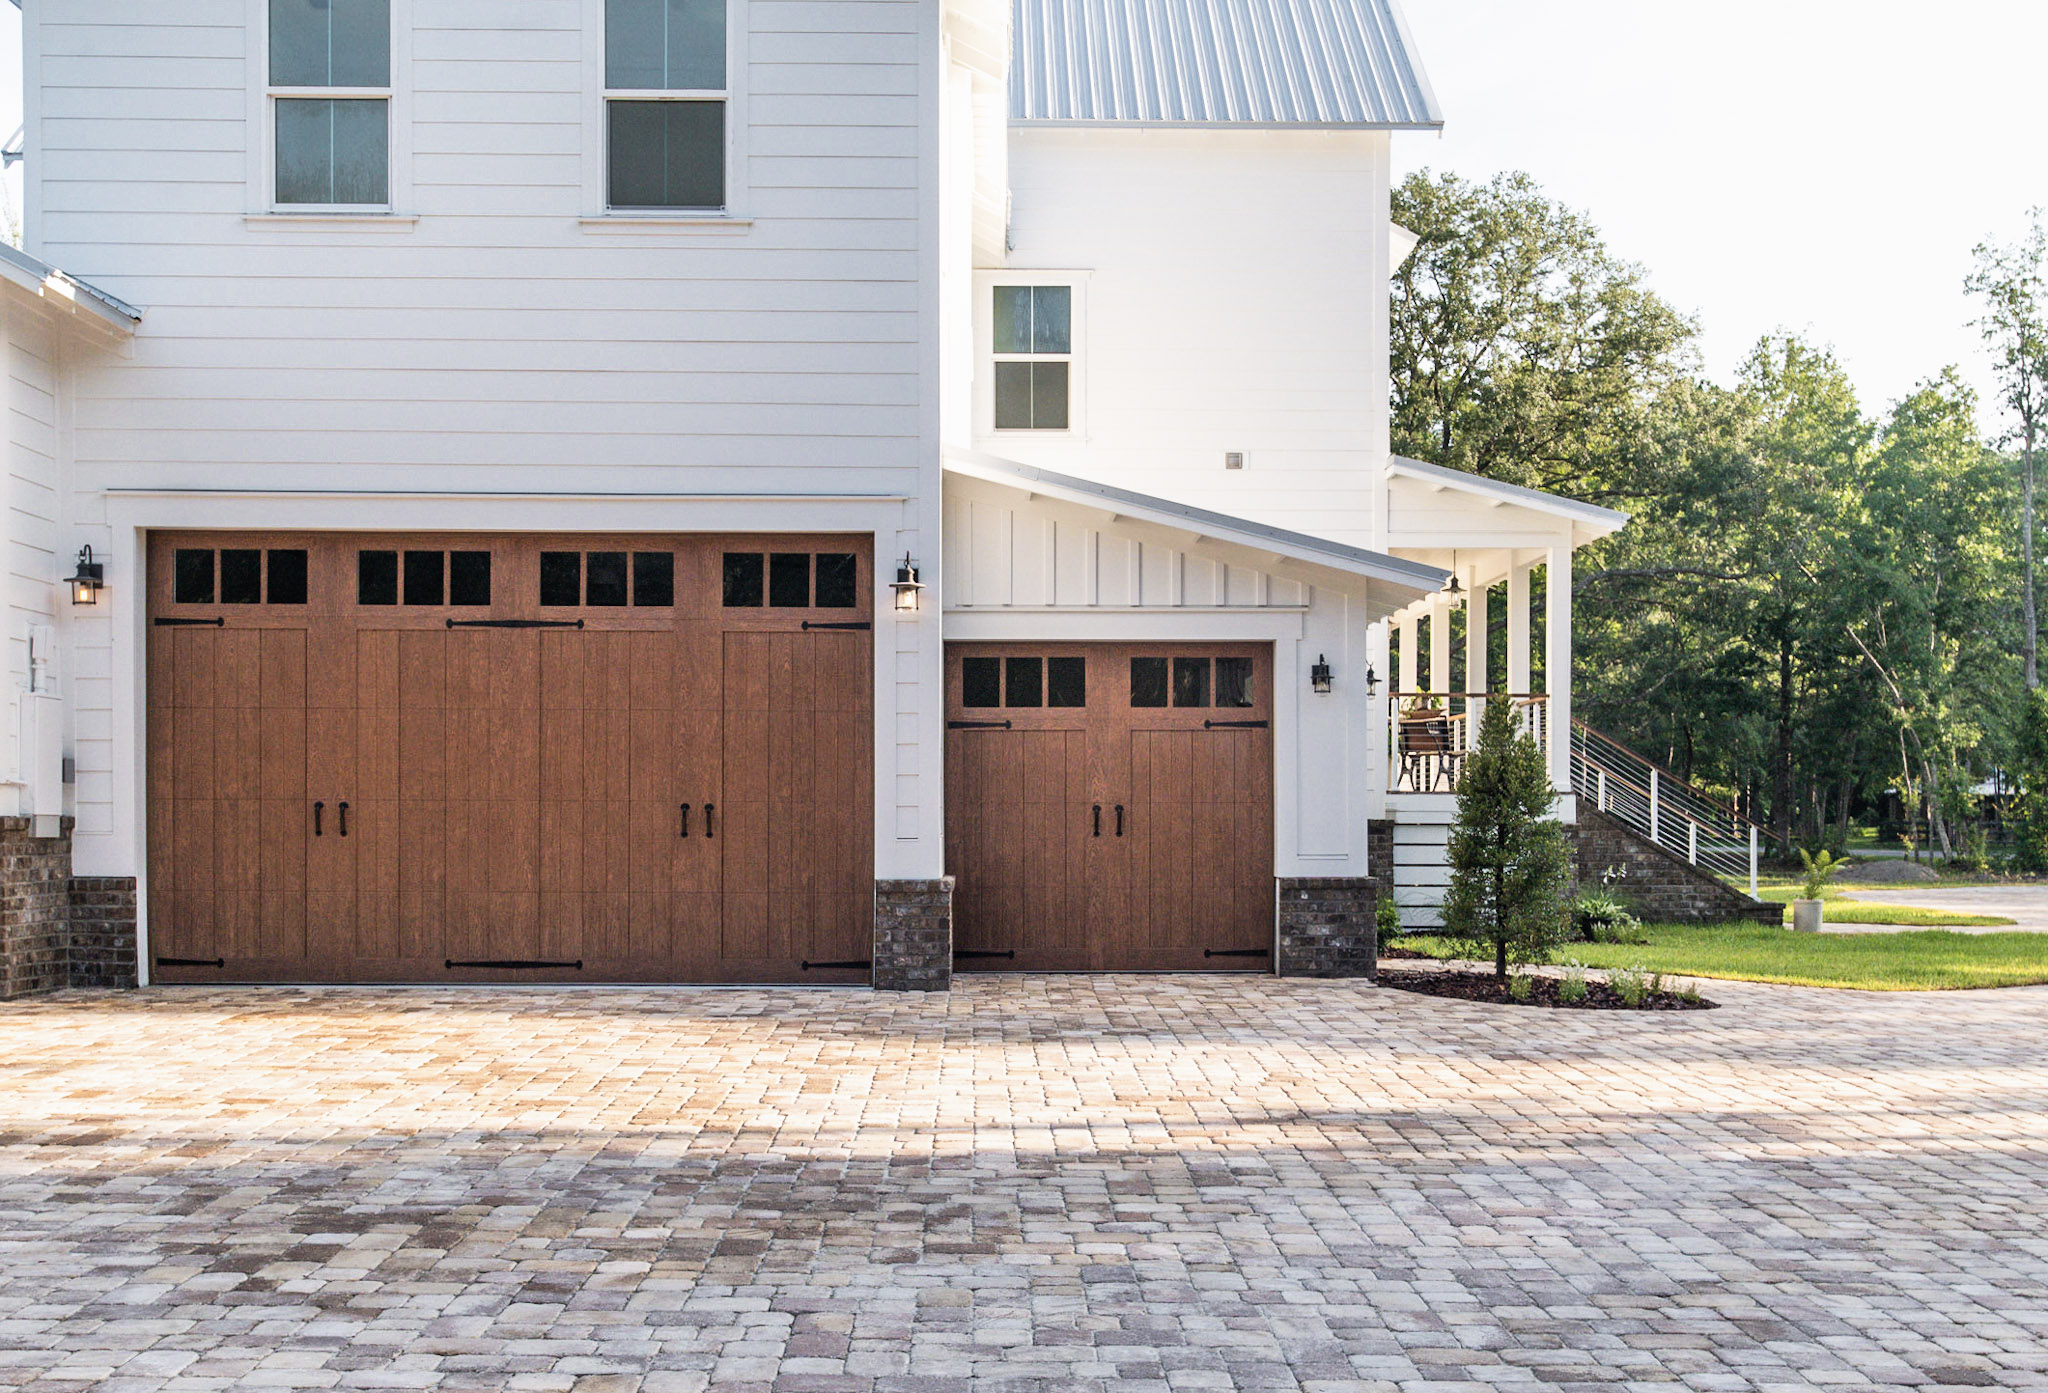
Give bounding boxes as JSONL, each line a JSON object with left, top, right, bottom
{"left": 5, "top": 2, "right": 2047, "bottom": 426}
{"left": 1387, "top": 0, "right": 2048, "bottom": 429}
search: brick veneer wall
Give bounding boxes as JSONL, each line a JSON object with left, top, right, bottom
{"left": 1275, "top": 878, "right": 1378, "bottom": 978}
{"left": 70, "top": 877, "right": 139, "bottom": 989}
{"left": 0, "top": 818, "right": 75, "bottom": 999}
{"left": 1570, "top": 809, "right": 1779, "bottom": 924}
{"left": 873, "top": 878, "right": 953, "bottom": 992}
{"left": 1367, "top": 819, "right": 1394, "bottom": 896}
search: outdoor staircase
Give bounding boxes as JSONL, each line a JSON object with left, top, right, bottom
{"left": 1389, "top": 719, "right": 1767, "bottom": 931}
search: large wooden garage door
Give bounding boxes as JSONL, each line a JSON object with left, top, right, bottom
{"left": 147, "top": 533, "right": 873, "bottom": 984}
{"left": 945, "top": 643, "right": 1274, "bottom": 972}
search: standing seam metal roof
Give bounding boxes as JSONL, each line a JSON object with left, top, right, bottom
{"left": 1010, "top": 0, "right": 1443, "bottom": 127}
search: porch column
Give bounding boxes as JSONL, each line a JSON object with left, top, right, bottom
{"left": 1428, "top": 593, "right": 1450, "bottom": 696}
{"left": 1545, "top": 545, "right": 1573, "bottom": 793}
{"left": 1397, "top": 612, "right": 1418, "bottom": 693}
{"left": 1505, "top": 555, "right": 1531, "bottom": 696}
{"left": 1464, "top": 569, "right": 1488, "bottom": 746}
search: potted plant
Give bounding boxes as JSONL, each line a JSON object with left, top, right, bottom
{"left": 1791, "top": 848, "right": 1841, "bottom": 933}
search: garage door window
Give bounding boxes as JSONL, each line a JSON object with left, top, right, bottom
{"left": 723, "top": 551, "right": 858, "bottom": 608}
{"left": 1131, "top": 656, "right": 1254, "bottom": 708}
{"left": 174, "top": 547, "right": 310, "bottom": 606}
{"left": 359, "top": 549, "right": 491, "bottom": 606}
{"left": 963, "top": 655, "right": 1084, "bottom": 708}
{"left": 542, "top": 551, "right": 674, "bottom": 606}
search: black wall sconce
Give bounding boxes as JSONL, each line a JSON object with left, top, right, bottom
{"left": 67, "top": 545, "right": 104, "bottom": 606}
{"left": 891, "top": 554, "right": 926, "bottom": 612}
{"left": 1310, "top": 654, "right": 1333, "bottom": 695}
{"left": 1363, "top": 662, "right": 1380, "bottom": 697}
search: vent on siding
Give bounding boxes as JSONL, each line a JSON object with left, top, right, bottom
{"left": 1224, "top": 452, "right": 1245, "bottom": 470}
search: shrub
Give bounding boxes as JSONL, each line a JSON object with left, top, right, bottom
{"left": 1507, "top": 973, "right": 1533, "bottom": 1002}
{"left": 1797, "top": 847, "right": 1845, "bottom": 900}
{"left": 1376, "top": 891, "right": 1403, "bottom": 941}
{"left": 1609, "top": 962, "right": 1651, "bottom": 1007}
{"left": 1441, "top": 696, "right": 1573, "bottom": 980}
{"left": 1571, "top": 889, "right": 1643, "bottom": 943}
{"left": 1557, "top": 961, "right": 1589, "bottom": 1004}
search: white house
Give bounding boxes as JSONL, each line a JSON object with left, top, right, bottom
{"left": 0, "top": 0, "right": 1761, "bottom": 997}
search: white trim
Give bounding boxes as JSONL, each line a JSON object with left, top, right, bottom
{"left": 973, "top": 269, "right": 1090, "bottom": 439}
{"left": 583, "top": 0, "right": 752, "bottom": 219}
{"left": 943, "top": 608, "right": 1306, "bottom": 642}
{"left": 1386, "top": 454, "right": 1629, "bottom": 535}
{"left": 247, "top": 0, "right": 413, "bottom": 215}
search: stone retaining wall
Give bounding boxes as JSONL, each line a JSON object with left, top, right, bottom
{"left": 1571, "top": 810, "right": 1780, "bottom": 924}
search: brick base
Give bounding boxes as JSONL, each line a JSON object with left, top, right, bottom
{"left": 1275, "top": 877, "right": 1378, "bottom": 979}
{"left": 873, "top": 878, "right": 953, "bottom": 992}
{"left": 1570, "top": 810, "right": 1779, "bottom": 924}
{"left": 70, "top": 876, "right": 139, "bottom": 989}
{"left": 0, "top": 817, "right": 75, "bottom": 1000}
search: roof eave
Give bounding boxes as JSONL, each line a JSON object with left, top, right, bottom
{"left": 1010, "top": 118, "right": 1445, "bottom": 131}
{"left": 0, "top": 245, "right": 143, "bottom": 336}
{"left": 1386, "top": 455, "right": 1630, "bottom": 537}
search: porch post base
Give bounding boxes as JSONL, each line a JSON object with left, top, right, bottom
{"left": 1275, "top": 877, "right": 1378, "bottom": 979}
{"left": 873, "top": 878, "right": 954, "bottom": 992}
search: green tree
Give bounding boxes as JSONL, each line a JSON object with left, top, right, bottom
{"left": 1965, "top": 213, "right": 2048, "bottom": 689}
{"left": 2014, "top": 688, "right": 2048, "bottom": 870}
{"left": 1441, "top": 697, "right": 1573, "bottom": 980}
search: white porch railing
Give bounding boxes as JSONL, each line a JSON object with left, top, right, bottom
{"left": 1570, "top": 720, "right": 1761, "bottom": 895}
{"left": 1388, "top": 693, "right": 1547, "bottom": 793}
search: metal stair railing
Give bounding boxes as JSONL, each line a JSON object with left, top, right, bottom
{"left": 1570, "top": 720, "right": 1762, "bottom": 897}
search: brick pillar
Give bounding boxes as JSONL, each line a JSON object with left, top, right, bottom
{"left": 0, "top": 817, "right": 75, "bottom": 1000}
{"left": 873, "top": 877, "right": 953, "bottom": 991}
{"left": 69, "top": 877, "right": 139, "bottom": 989}
{"left": 1275, "top": 877, "right": 1378, "bottom": 979}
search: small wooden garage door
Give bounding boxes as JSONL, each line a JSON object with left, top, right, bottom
{"left": 945, "top": 643, "right": 1274, "bottom": 972}
{"left": 147, "top": 533, "right": 873, "bottom": 984}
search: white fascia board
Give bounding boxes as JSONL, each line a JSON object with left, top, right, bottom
{"left": 1390, "top": 222, "right": 1420, "bottom": 274}
{"left": 0, "top": 245, "right": 143, "bottom": 336}
{"left": 1386, "top": 454, "right": 1628, "bottom": 540}
{"left": 945, "top": 446, "right": 1450, "bottom": 596}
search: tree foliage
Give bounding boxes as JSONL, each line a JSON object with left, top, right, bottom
{"left": 1441, "top": 698, "right": 1573, "bottom": 979}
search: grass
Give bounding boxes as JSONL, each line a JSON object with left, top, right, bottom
{"left": 1402, "top": 923, "right": 2048, "bottom": 991}
{"left": 1749, "top": 887, "right": 2012, "bottom": 927}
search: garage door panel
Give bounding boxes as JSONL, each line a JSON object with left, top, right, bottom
{"left": 353, "top": 797, "right": 399, "bottom": 958}
{"left": 172, "top": 705, "right": 216, "bottom": 800}
{"left": 215, "top": 708, "right": 265, "bottom": 801}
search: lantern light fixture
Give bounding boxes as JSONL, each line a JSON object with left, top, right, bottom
{"left": 67, "top": 545, "right": 104, "bottom": 606}
{"left": 1310, "top": 654, "right": 1333, "bottom": 695}
{"left": 1443, "top": 549, "right": 1464, "bottom": 598}
{"left": 1363, "top": 662, "right": 1380, "bottom": 697}
{"left": 890, "top": 553, "right": 926, "bottom": 612}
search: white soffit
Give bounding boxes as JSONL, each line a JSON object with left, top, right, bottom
{"left": 1010, "top": 0, "right": 1444, "bottom": 128}
{"left": 1386, "top": 455, "right": 1630, "bottom": 542}
{"left": 946, "top": 447, "right": 1450, "bottom": 596}
{"left": 0, "top": 244, "right": 143, "bottom": 335}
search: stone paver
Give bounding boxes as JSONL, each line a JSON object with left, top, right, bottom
{"left": 3, "top": 976, "right": 2047, "bottom": 1392}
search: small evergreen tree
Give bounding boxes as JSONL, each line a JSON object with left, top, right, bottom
{"left": 1441, "top": 696, "right": 1574, "bottom": 979}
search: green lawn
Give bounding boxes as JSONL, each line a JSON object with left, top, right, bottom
{"left": 1749, "top": 887, "right": 2012, "bottom": 927}
{"left": 1402, "top": 923, "right": 2048, "bottom": 991}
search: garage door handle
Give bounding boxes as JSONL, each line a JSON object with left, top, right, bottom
{"left": 1116, "top": 805, "right": 1124, "bottom": 837}
{"left": 337, "top": 802, "right": 348, "bottom": 837}
{"left": 704, "top": 803, "right": 715, "bottom": 838}
{"left": 679, "top": 803, "right": 691, "bottom": 837}
{"left": 313, "top": 801, "right": 323, "bottom": 836}
{"left": 1093, "top": 804, "right": 1101, "bottom": 837}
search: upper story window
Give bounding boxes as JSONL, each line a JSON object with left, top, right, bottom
{"left": 992, "top": 285, "right": 1072, "bottom": 430}
{"left": 605, "top": 0, "right": 727, "bottom": 210}
{"left": 269, "top": 0, "right": 391, "bottom": 206}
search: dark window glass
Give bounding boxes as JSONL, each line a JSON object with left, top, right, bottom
{"left": 1215, "top": 656, "right": 1254, "bottom": 708}
{"left": 174, "top": 549, "right": 215, "bottom": 605}
{"left": 540, "top": 552, "right": 581, "bottom": 607}
{"left": 633, "top": 552, "right": 674, "bottom": 607}
{"left": 1047, "top": 656, "right": 1086, "bottom": 708}
{"left": 992, "top": 286, "right": 1032, "bottom": 355}
{"left": 769, "top": 552, "right": 810, "bottom": 608}
{"left": 1030, "top": 286, "right": 1071, "bottom": 353}
{"left": 1130, "top": 657, "right": 1168, "bottom": 708}
{"left": 586, "top": 552, "right": 629, "bottom": 607}
{"left": 220, "top": 549, "right": 263, "bottom": 604}
{"left": 814, "top": 552, "right": 857, "bottom": 608}
{"left": 994, "top": 361, "right": 1069, "bottom": 430}
{"left": 403, "top": 550, "right": 444, "bottom": 606}
{"left": 605, "top": 0, "right": 725, "bottom": 89}
{"left": 607, "top": 100, "right": 724, "bottom": 209}
{"left": 1173, "top": 657, "right": 1211, "bottom": 708}
{"left": 357, "top": 550, "right": 397, "bottom": 605}
{"left": 270, "top": 0, "right": 390, "bottom": 86}
{"left": 449, "top": 551, "right": 491, "bottom": 607}
{"left": 275, "top": 98, "right": 388, "bottom": 206}
{"left": 722, "top": 552, "right": 763, "bottom": 607}
{"left": 962, "top": 657, "right": 1001, "bottom": 709}
{"left": 267, "top": 549, "right": 309, "bottom": 605}
{"left": 1005, "top": 657, "right": 1043, "bottom": 708}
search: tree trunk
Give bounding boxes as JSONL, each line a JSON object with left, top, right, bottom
{"left": 2026, "top": 419, "right": 2039, "bottom": 689}
{"left": 1773, "top": 631, "right": 1794, "bottom": 854}
{"left": 1495, "top": 937, "right": 1508, "bottom": 981}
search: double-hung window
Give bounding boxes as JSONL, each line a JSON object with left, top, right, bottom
{"left": 992, "top": 285, "right": 1072, "bottom": 430}
{"left": 605, "top": 0, "right": 728, "bottom": 210}
{"left": 269, "top": 0, "right": 391, "bottom": 207}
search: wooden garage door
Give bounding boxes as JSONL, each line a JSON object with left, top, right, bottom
{"left": 147, "top": 533, "right": 873, "bottom": 984}
{"left": 944, "top": 643, "right": 1274, "bottom": 972}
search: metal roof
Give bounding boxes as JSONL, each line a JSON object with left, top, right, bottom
{"left": 946, "top": 447, "right": 1451, "bottom": 594}
{"left": 0, "top": 244, "right": 143, "bottom": 330}
{"left": 1386, "top": 455, "right": 1630, "bottom": 534}
{"left": 1010, "top": 0, "right": 1443, "bottom": 128}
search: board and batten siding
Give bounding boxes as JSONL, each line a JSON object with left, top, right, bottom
{"left": 979, "top": 127, "right": 1391, "bottom": 550}
{"left": 3, "top": 321, "right": 65, "bottom": 818}
{"left": 25, "top": 0, "right": 943, "bottom": 875}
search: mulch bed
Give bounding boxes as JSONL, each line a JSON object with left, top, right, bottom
{"left": 1376, "top": 964, "right": 1718, "bottom": 1011}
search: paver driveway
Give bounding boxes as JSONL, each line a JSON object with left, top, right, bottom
{"left": 3, "top": 977, "right": 2046, "bottom": 1392}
